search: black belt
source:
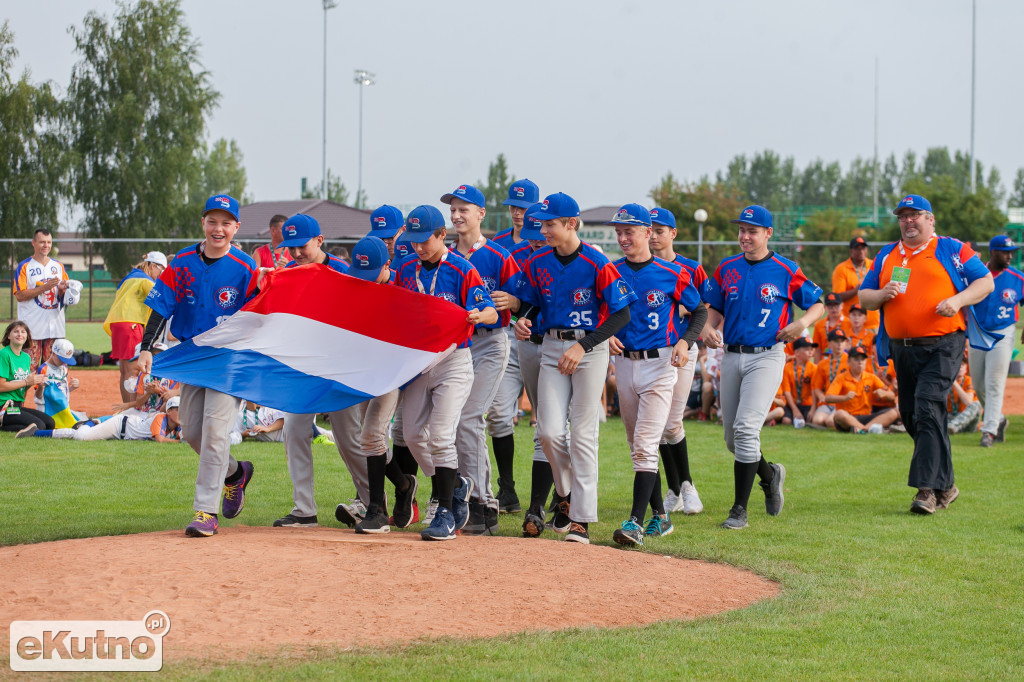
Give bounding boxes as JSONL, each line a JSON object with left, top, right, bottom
{"left": 119, "top": 415, "right": 129, "bottom": 438}
{"left": 725, "top": 344, "right": 773, "bottom": 354}
{"left": 891, "top": 336, "right": 942, "bottom": 347}
{"left": 548, "top": 329, "right": 585, "bottom": 341}
{"left": 529, "top": 334, "right": 544, "bottom": 345}
{"left": 625, "top": 348, "right": 661, "bottom": 360}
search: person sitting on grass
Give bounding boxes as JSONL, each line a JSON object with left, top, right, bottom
{"left": 810, "top": 328, "right": 849, "bottom": 429}
{"left": 764, "top": 385, "right": 786, "bottom": 426}
{"left": 111, "top": 342, "right": 178, "bottom": 417}
{"left": 825, "top": 345, "right": 898, "bottom": 434}
{"left": 232, "top": 401, "right": 286, "bottom": 444}
{"left": 18, "top": 396, "right": 182, "bottom": 442}
{"left": 0, "top": 321, "right": 54, "bottom": 434}
{"left": 947, "top": 358, "right": 982, "bottom": 435}
{"left": 781, "top": 337, "right": 817, "bottom": 428}
{"left": 35, "top": 338, "right": 84, "bottom": 428}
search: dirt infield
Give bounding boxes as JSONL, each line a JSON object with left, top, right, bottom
{"left": 0, "top": 527, "right": 777, "bottom": 661}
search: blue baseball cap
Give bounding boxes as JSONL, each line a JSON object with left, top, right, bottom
{"left": 533, "top": 192, "right": 580, "bottom": 220}
{"left": 730, "top": 205, "right": 773, "bottom": 229}
{"left": 350, "top": 236, "right": 390, "bottom": 281}
{"left": 440, "top": 184, "right": 486, "bottom": 208}
{"left": 393, "top": 229, "right": 414, "bottom": 259}
{"left": 990, "top": 235, "right": 1020, "bottom": 251}
{"left": 203, "top": 194, "right": 240, "bottom": 221}
{"left": 404, "top": 205, "right": 447, "bottom": 243}
{"left": 649, "top": 207, "right": 677, "bottom": 229}
{"left": 369, "top": 205, "right": 404, "bottom": 238}
{"left": 893, "top": 194, "right": 932, "bottom": 214}
{"left": 606, "top": 203, "right": 652, "bottom": 227}
{"left": 502, "top": 179, "right": 540, "bottom": 208}
{"left": 519, "top": 204, "right": 545, "bottom": 240}
{"left": 278, "top": 213, "right": 322, "bottom": 248}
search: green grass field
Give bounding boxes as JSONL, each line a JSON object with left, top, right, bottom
{"left": 2, "top": 414, "right": 1022, "bottom": 680}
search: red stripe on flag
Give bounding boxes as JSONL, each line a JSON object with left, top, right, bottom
{"left": 242, "top": 264, "right": 473, "bottom": 352}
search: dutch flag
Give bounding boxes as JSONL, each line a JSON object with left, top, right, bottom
{"left": 152, "top": 265, "right": 474, "bottom": 413}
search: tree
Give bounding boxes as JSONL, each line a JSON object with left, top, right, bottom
{"left": 1010, "top": 169, "right": 1024, "bottom": 208}
{"left": 476, "top": 153, "right": 515, "bottom": 233}
{"left": 0, "top": 22, "right": 69, "bottom": 239}
{"left": 67, "top": 0, "right": 218, "bottom": 276}
{"left": 301, "top": 170, "right": 365, "bottom": 207}
{"left": 190, "top": 138, "right": 250, "bottom": 209}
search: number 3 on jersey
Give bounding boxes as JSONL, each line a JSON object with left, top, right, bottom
{"left": 569, "top": 311, "right": 593, "bottom": 327}
{"left": 647, "top": 312, "right": 659, "bottom": 330}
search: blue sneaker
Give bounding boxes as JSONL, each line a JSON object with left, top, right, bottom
{"left": 644, "top": 513, "right": 674, "bottom": 537}
{"left": 452, "top": 475, "right": 474, "bottom": 531}
{"left": 613, "top": 517, "right": 644, "bottom": 547}
{"left": 420, "top": 505, "right": 457, "bottom": 541}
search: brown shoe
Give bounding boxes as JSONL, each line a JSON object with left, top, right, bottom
{"left": 935, "top": 484, "right": 960, "bottom": 510}
{"left": 910, "top": 488, "right": 936, "bottom": 515}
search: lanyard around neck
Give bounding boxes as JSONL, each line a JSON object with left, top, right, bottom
{"left": 415, "top": 251, "right": 448, "bottom": 296}
{"left": 897, "top": 236, "right": 934, "bottom": 267}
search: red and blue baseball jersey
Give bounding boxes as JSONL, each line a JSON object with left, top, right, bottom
{"left": 492, "top": 228, "right": 525, "bottom": 253}
{"left": 703, "top": 252, "right": 823, "bottom": 347}
{"left": 973, "top": 266, "right": 1024, "bottom": 329}
{"left": 145, "top": 244, "right": 258, "bottom": 341}
{"left": 509, "top": 241, "right": 534, "bottom": 271}
{"left": 671, "top": 253, "right": 708, "bottom": 293}
{"left": 285, "top": 253, "right": 349, "bottom": 274}
{"left": 394, "top": 251, "right": 495, "bottom": 349}
{"left": 519, "top": 243, "right": 637, "bottom": 335}
{"left": 613, "top": 257, "right": 702, "bottom": 352}
{"left": 449, "top": 239, "right": 520, "bottom": 329}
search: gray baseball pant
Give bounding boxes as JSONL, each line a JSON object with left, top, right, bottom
{"left": 517, "top": 339, "right": 547, "bottom": 462}
{"left": 391, "top": 392, "right": 405, "bottom": 447}
{"left": 968, "top": 323, "right": 1015, "bottom": 436}
{"left": 404, "top": 347, "right": 474, "bottom": 474}
{"left": 617, "top": 351, "right": 677, "bottom": 473}
{"left": 180, "top": 384, "right": 241, "bottom": 515}
{"left": 536, "top": 335, "right": 610, "bottom": 523}
{"left": 719, "top": 345, "right": 787, "bottom": 463}
{"left": 282, "top": 404, "right": 369, "bottom": 518}
{"left": 456, "top": 328, "right": 509, "bottom": 508}
{"left": 663, "top": 344, "right": 700, "bottom": 444}
{"left": 486, "top": 327, "right": 523, "bottom": 439}
{"left": 359, "top": 389, "right": 400, "bottom": 458}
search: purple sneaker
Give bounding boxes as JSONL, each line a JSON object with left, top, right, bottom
{"left": 185, "top": 511, "right": 219, "bottom": 537}
{"left": 221, "top": 461, "right": 254, "bottom": 519}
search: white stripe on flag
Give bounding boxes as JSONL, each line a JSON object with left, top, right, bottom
{"left": 193, "top": 311, "right": 447, "bottom": 395}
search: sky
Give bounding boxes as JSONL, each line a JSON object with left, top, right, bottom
{"left": 5, "top": 0, "right": 1023, "bottom": 221}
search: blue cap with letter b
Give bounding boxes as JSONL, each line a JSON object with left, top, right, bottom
{"left": 730, "top": 205, "right": 773, "bottom": 229}
{"left": 606, "top": 203, "right": 652, "bottom": 227}
{"left": 350, "top": 236, "right": 390, "bottom": 281}
{"left": 278, "top": 214, "right": 322, "bottom": 248}
{"left": 404, "top": 205, "right": 447, "bottom": 243}
{"left": 649, "top": 207, "right": 677, "bottom": 229}
{"left": 990, "top": 235, "right": 1020, "bottom": 252}
{"left": 203, "top": 194, "right": 240, "bottom": 222}
{"left": 519, "top": 204, "right": 545, "bottom": 240}
{"left": 369, "top": 205, "right": 404, "bottom": 238}
{"left": 502, "top": 179, "right": 540, "bottom": 208}
{"left": 440, "top": 184, "right": 486, "bottom": 208}
{"left": 533, "top": 192, "right": 581, "bottom": 221}
{"left": 893, "top": 194, "right": 932, "bottom": 214}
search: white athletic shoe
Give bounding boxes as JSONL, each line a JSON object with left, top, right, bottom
{"left": 422, "top": 497, "right": 440, "bottom": 525}
{"left": 664, "top": 489, "right": 681, "bottom": 513}
{"left": 680, "top": 481, "right": 703, "bottom": 515}
{"left": 867, "top": 423, "right": 884, "bottom": 435}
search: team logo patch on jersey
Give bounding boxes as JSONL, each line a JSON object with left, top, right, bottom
{"left": 481, "top": 276, "right": 497, "bottom": 292}
{"left": 952, "top": 254, "right": 963, "bottom": 272}
{"left": 645, "top": 290, "right": 666, "bottom": 307}
{"left": 617, "top": 281, "right": 629, "bottom": 296}
{"left": 216, "top": 286, "right": 240, "bottom": 309}
{"left": 439, "top": 292, "right": 458, "bottom": 303}
{"left": 759, "top": 283, "right": 781, "bottom": 304}
{"left": 572, "top": 288, "right": 593, "bottom": 306}
{"left": 1002, "top": 288, "right": 1018, "bottom": 304}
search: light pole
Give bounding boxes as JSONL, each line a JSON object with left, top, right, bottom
{"left": 694, "top": 208, "right": 708, "bottom": 265}
{"left": 321, "top": 0, "right": 338, "bottom": 200}
{"left": 969, "top": 0, "right": 976, "bottom": 194}
{"left": 353, "top": 69, "right": 375, "bottom": 209}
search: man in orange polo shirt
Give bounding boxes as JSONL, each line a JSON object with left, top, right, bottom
{"left": 860, "top": 194, "right": 995, "bottom": 516}
{"left": 825, "top": 344, "right": 897, "bottom": 433}
{"left": 834, "top": 236, "right": 880, "bottom": 330}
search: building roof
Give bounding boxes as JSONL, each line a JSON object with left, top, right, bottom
{"left": 580, "top": 205, "right": 620, "bottom": 225}
{"left": 238, "top": 200, "right": 373, "bottom": 241}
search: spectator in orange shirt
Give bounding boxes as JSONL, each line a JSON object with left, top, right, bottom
{"left": 947, "top": 358, "right": 982, "bottom": 435}
{"left": 812, "top": 293, "right": 851, "bottom": 362}
{"left": 825, "top": 345, "right": 898, "bottom": 433}
{"left": 782, "top": 337, "right": 816, "bottom": 427}
{"left": 847, "top": 305, "right": 876, "bottom": 352}
{"left": 810, "top": 328, "right": 849, "bottom": 428}
{"left": 833, "top": 235, "right": 880, "bottom": 329}
{"left": 765, "top": 383, "right": 786, "bottom": 426}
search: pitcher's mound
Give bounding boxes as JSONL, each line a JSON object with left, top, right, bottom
{"left": 1, "top": 527, "right": 778, "bottom": 661}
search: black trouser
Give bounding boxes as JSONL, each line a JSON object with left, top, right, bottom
{"left": 0, "top": 403, "right": 55, "bottom": 432}
{"left": 890, "top": 331, "right": 962, "bottom": 491}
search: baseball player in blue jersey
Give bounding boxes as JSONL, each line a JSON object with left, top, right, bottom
{"left": 492, "top": 178, "right": 540, "bottom": 252}
{"left": 702, "top": 205, "right": 824, "bottom": 530}
{"left": 605, "top": 204, "right": 705, "bottom": 547}
{"left": 394, "top": 205, "right": 498, "bottom": 541}
{"left": 514, "top": 192, "right": 637, "bottom": 544}
{"left": 649, "top": 207, "right": 710, "bottom": 515}
{"left": 969, "top": 235, "right": 1024, "bottom": 447}
{"left": 487, "top": 180, "right": 541, "bottom": 515}
{"left": 442, "top": 184, "right": 521, "bottom": 535}
{"left": 138, "top": 194, "right": 259, "bottom": 537}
